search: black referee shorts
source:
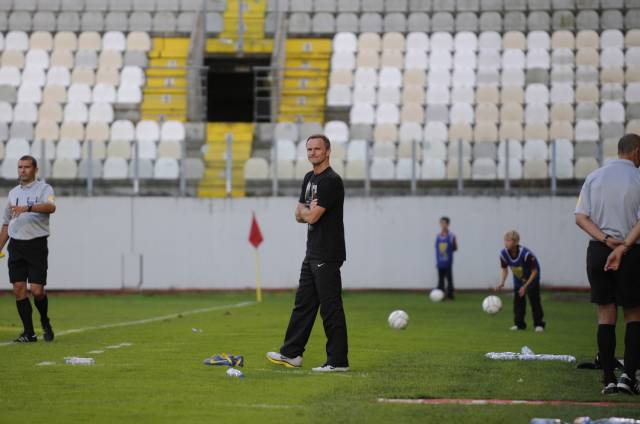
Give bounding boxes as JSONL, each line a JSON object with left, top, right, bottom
{"left": 8, "top": 237, "right": 48, "bottom": 285}
{"left": 586, "top": 241, "right": 640, "bottom": 308}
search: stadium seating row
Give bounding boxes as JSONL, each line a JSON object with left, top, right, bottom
{"left": 0, "top": 31, "right": 151, "bottom": 52}
{"left": 278, "top": 9, "right": 640, "bottom": 35}
{"left": 244, "top": 156, "right": 600, "bottom": 181}
{"left": 0, "top": 156, "right": 204, "bottom": 180}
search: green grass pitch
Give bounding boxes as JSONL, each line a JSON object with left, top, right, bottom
{"left": 0, "top": 291, "right": 639, "bottom": 423}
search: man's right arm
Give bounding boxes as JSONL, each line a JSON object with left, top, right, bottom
{"left": 0, "top": 225, "right": 9, "bottom": 252}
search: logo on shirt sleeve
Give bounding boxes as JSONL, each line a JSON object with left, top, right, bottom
{"left": 47, "top": 195, "right": 55, "bottom": 204}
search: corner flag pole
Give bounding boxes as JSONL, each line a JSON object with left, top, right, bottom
{"left": 249, "top": 212, "right": 264, "bottom": 302}
{"left": 255, "top": 249, "right": 262, "bottom": 302}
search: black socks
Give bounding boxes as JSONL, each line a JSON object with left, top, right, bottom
{"left": 624, "top": 321, "right": 640, "bottom": 380}
{"left": 34, "top": 295, "right": 49, "bottom": 324}
{"left": 16, "top": 298, "right": 35, "bottom": 336}
{"left": 597, "top": 324, "right": 617, "bottom": 384}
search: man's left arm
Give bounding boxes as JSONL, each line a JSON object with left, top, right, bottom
{"left": 518, "top": 257, "right": 538, "bottom": 297}
{"left": 299, "top": 178, "right": 340, "bottom": 225}
{"left": 453, "top": 236, "right": 458, "bottom": 251}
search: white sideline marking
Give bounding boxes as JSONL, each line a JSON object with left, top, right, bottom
{"left": 0, "top": 301, "right": 255, "bottom": 347}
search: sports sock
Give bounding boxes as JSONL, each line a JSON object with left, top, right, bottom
{"left": 624, "top": 321, "right": 640, "bottom": 380}
{"left": 597, "top": 324, "right": 617, "bottom": 384}
{"left": 34, "top": 295, "right": 49, "bottom": 324}
{"left": 16, "top": 298, "right": 35, "bottom": 336}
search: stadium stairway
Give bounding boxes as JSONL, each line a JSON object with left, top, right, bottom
{"left": 207, "top": 0, "right": 273, "bottom": 54}
{"left": 143, "top": 37, "right": 189, "bottom": 122}
{"left": 278, "top": 39, "right": 332, "bottom": 123}
{"left": 197, "top": 122, "right": 254, "bottom": 197}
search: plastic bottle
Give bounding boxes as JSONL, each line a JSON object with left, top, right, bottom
{"left": 64, "top": 357, "right": 96, "bottom": 365}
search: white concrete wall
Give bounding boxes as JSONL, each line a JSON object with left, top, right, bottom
{"left": 0, "top": 196, "right": 591, "bottom": 290}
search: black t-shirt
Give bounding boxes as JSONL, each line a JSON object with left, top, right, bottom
{"left": 298, "top": 167, "right": 346, "bottom": 262}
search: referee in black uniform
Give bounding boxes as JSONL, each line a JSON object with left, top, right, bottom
{"left": 0, "top": 156, "right": 56, "bottom": 343}
{"left": 575, "top": 134, "right": 640, "bottom": 395}
{"left": 267, "top": 134, "right": 349, "bottom": 372}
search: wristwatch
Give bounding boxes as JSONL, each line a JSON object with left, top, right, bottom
{"left": 602, "top": 234, "right": 610, "bottom": 243}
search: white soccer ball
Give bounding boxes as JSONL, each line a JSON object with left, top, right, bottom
{"left": 482, "top": 295, "right": 503, "bottom": 315}
{"left": 388, "top": 310, "right": 409, "bottom": 330}
{"left": 429, "top": 289, "right": 445, "bottom": 302}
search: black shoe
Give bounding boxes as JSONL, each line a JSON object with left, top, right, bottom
{"left": 42, "top": 320, "right": 54, "bottom": 342}
{"left": 602, "top": 382, "right": 618, "bottom": 395}
{"left": 14, "top": 333, "right": 37, "bottom": 343}
{"left": 617, "top": 373, "right": 640, "bottom": 395}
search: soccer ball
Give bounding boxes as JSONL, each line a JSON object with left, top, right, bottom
{"left": 482, "top": 295, "right": 502, "bottom": 314}
{"left": 388, "top": 310, "right": 409, "bottom": 330}
{"left": 429, "top": 289, "right": 445, "bottom": 302}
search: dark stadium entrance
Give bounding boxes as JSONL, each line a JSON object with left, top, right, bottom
{"left": 205, "top": 56, "right": 271, "bottom": 122}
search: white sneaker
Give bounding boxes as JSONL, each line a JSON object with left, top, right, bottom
{"left": 311, "top": 364, "right": 349, "bottom": 372}
{"left": 534, "top": 326, "right": 545, "bottom": 332}
{"left": 266, "top": 351, "right": 302, "bottom": 368}
{"left": 510, "top": 325, "right": 520, "bottom": 331}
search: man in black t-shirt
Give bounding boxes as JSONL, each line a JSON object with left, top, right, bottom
{"left": 266, "top": 134, "right": 349, "bottom": 372}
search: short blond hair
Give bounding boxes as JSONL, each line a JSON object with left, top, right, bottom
{"left": 504, "top": 230, "right": 520, "bottom": 243}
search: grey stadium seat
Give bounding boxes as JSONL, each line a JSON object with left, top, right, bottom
{"left": 337, "top": 0, "right": 360, "bottom": 12}
{"left": 576, "top": 0, "right": 599, "bottom": 7}
{"left": 552, "top": 10, "right": 575, "bottom": 30}
{"left": 480, "top": 0, "right": 502, "bottom": 10}
{"left": 109, "top": 0, "right": 133, "bottom": 11}
{"left": 14, "top": 0, "right": 36, "bottom": 11}
{"left": 628, "top": 103, "right": 640, "bottom": 120}
{"left": 385, "top": 0, "right": 408, "bottom": 11}
{"left": 0, "top": 12, "right": 7, "bottom": 32}
{"left": 576, "top": 103, "right": 599, "bottom": 120}
{"left": 456, "top": 11, "right": 478, "bottom": 31}
{"left": 362, "top": 0, "right": 383, "bottom": 11}
{"left": 504, "top": 0, "right": 526, "bottom": 9}
{"left": 11, "top": 122, "right": 34, "bottom": 140}
{"left": 457, "top": 0, "right": 479, "bottom": 11}
{"left": 409, "top": 0, "right": 432, "bottom": 11}
{"left": 288, "top": 12, "right": 311, "bottom": 35}
{"left": 0, "top": 86, "right": 16, "bottom": 103}
{"left": 206, "top": 12, "right": 223, "bottom": 35}
{"left": 526, "top": 69, "right": 550, "bottom": 85}
{"left": 552, "top": 0, "right": 575, "bottom": 8}
{"left": 384, "top": 13, "right": 406, "bottom": 32}
{"left": 576, "top": 10, "right": 599, "bottom": 30}
{"left": 130, "top": 12, "right": 153, "bottom": 31}
{"left": 312, "top": 13, "right": 335, "bottom": 35}
{"left": 626, "top": 0, "right": 640, "bottom": 7}
{"left": 156, "top": 0, "right": 180, "bottom": 11}
{"left": 336, "top": 13, "right": 359, "bottom": 32}
{"left": 37, "top": 0, "right": 61, "bottom": 11}
{"left": 504, "top": 12, "right": 526, "bottom": 31}
{"left": 9, "top": 12, "right": 32, "bottom": 31}
{"left": 479, "top": 12, "right": 502, "bottom": 31}
{"left": 601, "top": 122, "right": 624, "bottom": 139}
{"left": 432, "top": 12, "right": 454, "bottom": 31}
{"left": 81, "top": 12, "right": 105, "bottom": 31}
{"left": 290, "top": 0, "right": 313, "bottom": 12}
{"left": 601, "top": 10, "right": 623, "bottom": 29}
{"left": 528, "top": 11, "right": 550, "bottom": 31}
{"left": 408, "top": 12, "right": 430, "bottom": 32}
{"left": 528, "top": 0, "right": 551, "bottom": 9}
{"left": 57, "top": 12, "right": 81, "bottom": 32}
{"left": 601, "top": 0, "right": 623, "bottom": 7}
{"left": 0, "top": 123, "right": 8, "bottom": 142}
{"left": 33, "top": 11, "right": 57, "bottom": 31}
{"left": 360, "top": 13, "right": 383, "bottom": 32}
{"left": 153, "top": 12, "right": 177, "bottom": 32}
{"left": 626, "top": 10, "right": 640, "bottom": 30}
{"left": 105, "top": 12, "right": 129, "bottom": 31}
{"left": 176, "top": 12, "right": 195, "bottom": 33}
{"left": 134, "top": 0, "right": 157, "bottom": 11}
{"left": 85, "top": 0, "right": 108, "bottom": 10}
{"left": 350, "top": 124, "right": 372, "bottom": 140}
{"left": 206, "top": 0, "right": 228, "bottom": 12}
{"left": 433, "top": 0, "right": 455, "bottom": 11}
{"left": 315, "top": 0, "right": 337, "bottom": 12}
{"left": 124, "top": 51, "right": 149, "bottom": 67}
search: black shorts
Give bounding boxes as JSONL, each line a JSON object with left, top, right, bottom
{"left": 586, "top": 241, "right": 640, "bottom": 307}
{"left": 8, "top": 237, "right": 48, "bottom": 285}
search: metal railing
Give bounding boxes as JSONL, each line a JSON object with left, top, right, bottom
{"left": 186, "top": 0, "right": 207, "bottom": 122}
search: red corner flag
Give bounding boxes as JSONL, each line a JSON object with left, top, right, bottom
{"left": 249, "top": 213, "right": 263, "bottom": 249}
